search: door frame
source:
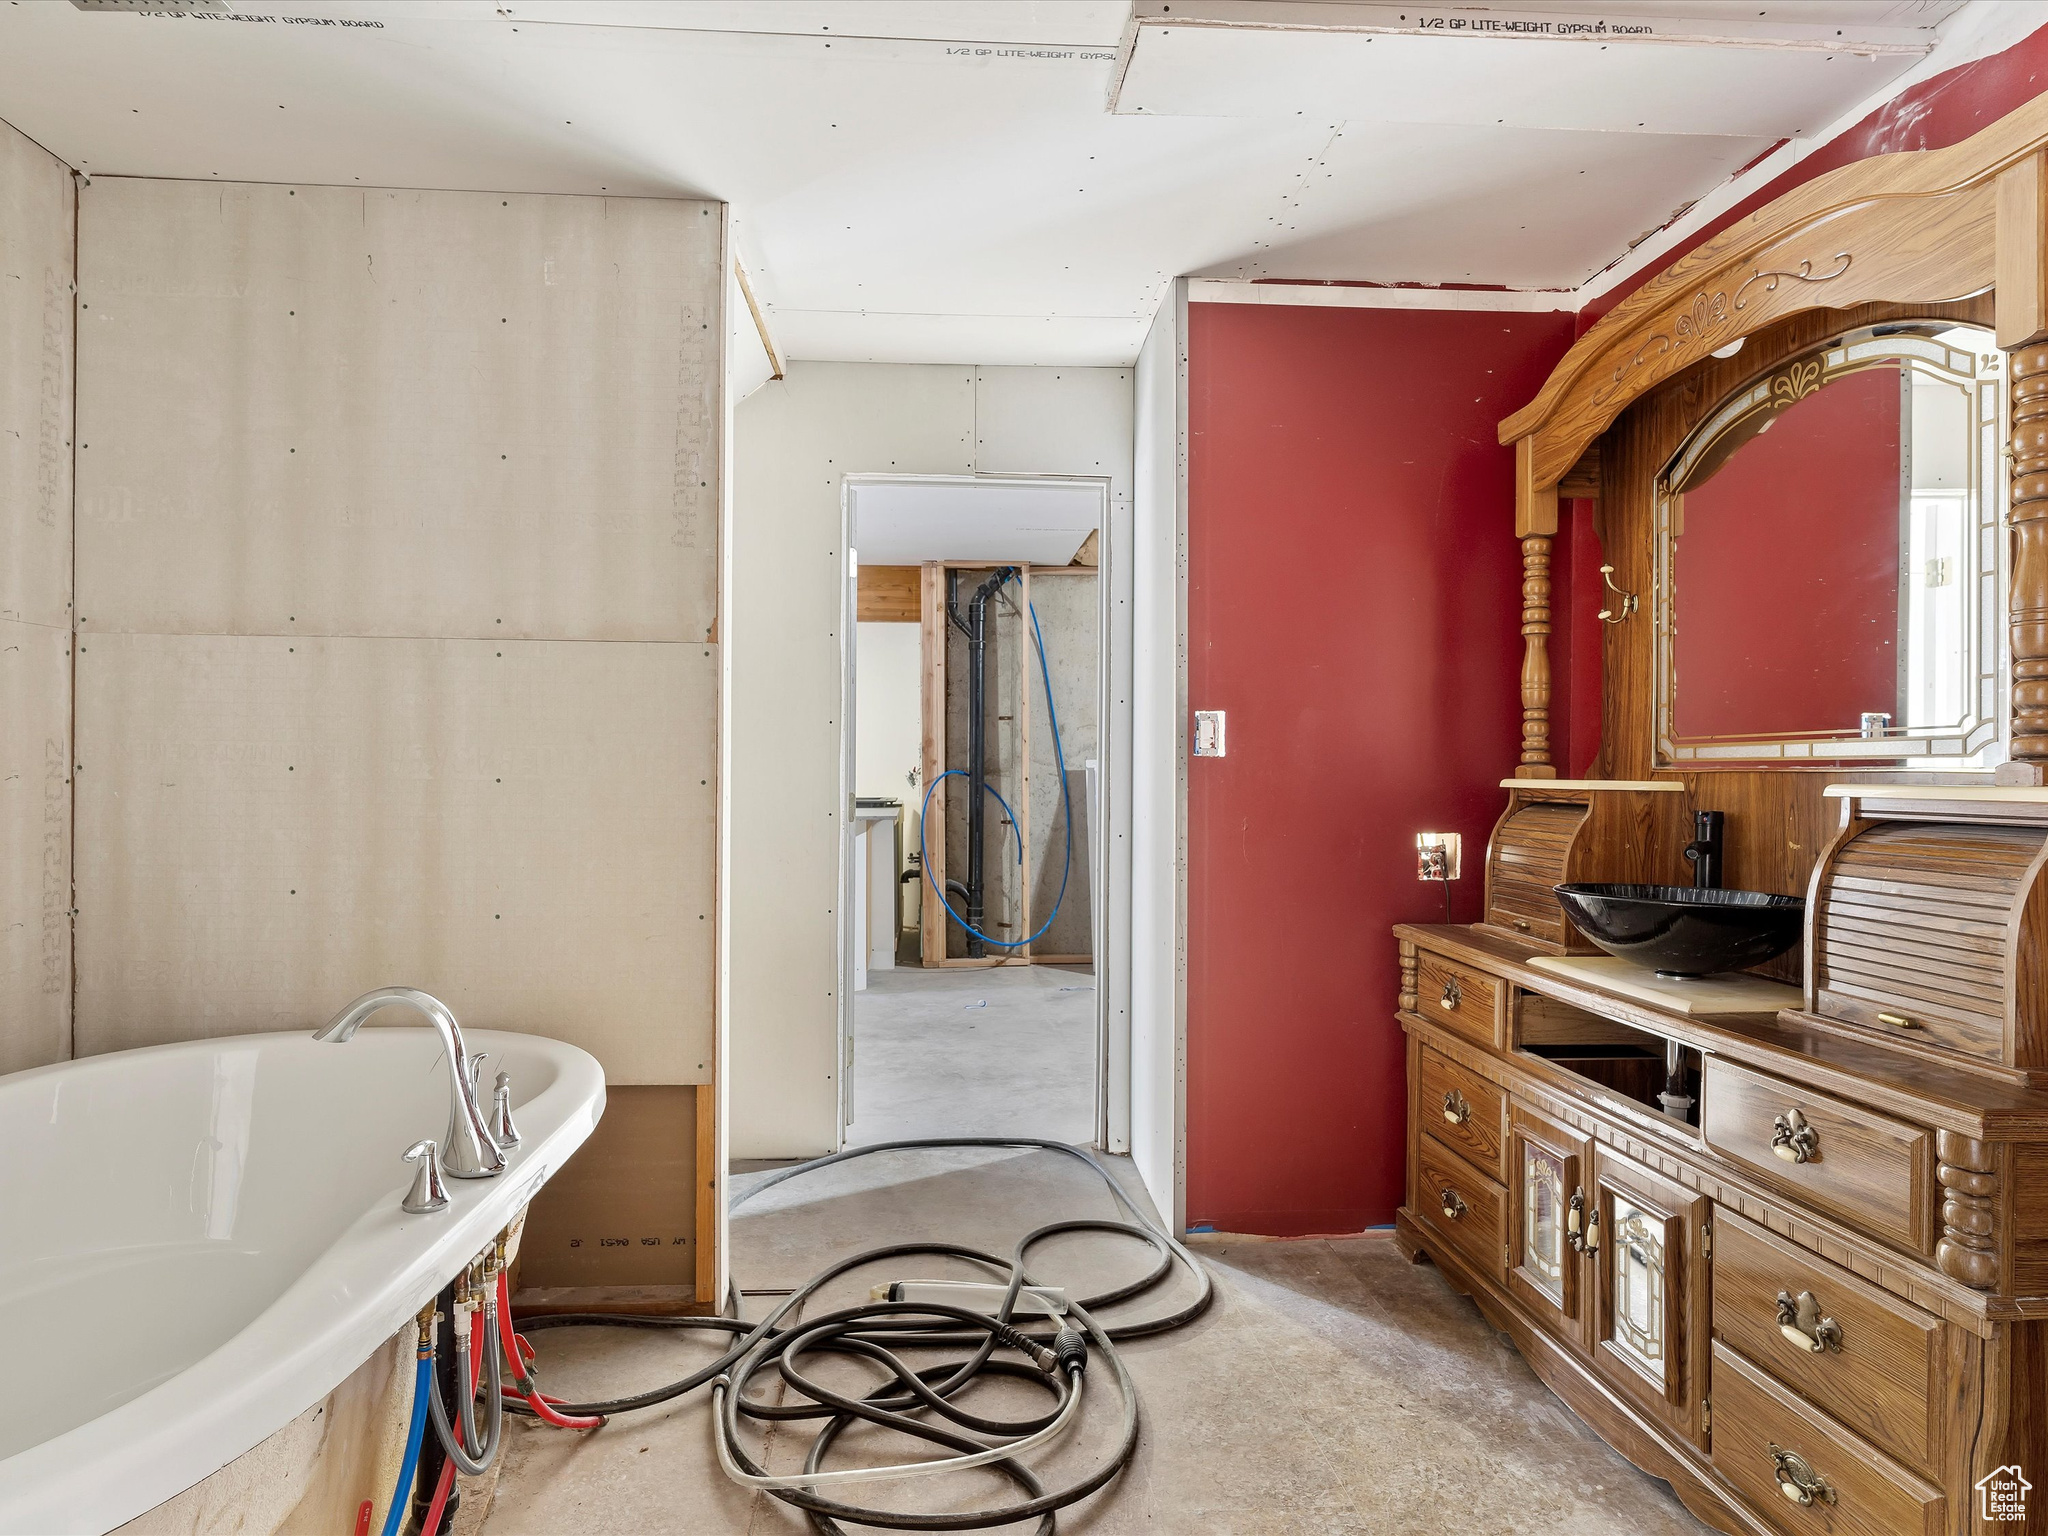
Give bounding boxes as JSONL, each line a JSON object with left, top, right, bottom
{"left": 837, "top": 472, "right": 1122, "bottom": 1151}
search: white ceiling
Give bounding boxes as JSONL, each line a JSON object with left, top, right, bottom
{"left": 0, "top": 0, "right": 2008, "bottom": 365}
{"left": 850, "top": 477, "right": 1103, "bottom": 567}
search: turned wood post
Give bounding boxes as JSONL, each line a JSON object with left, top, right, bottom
{"left": 1997, "top": 154, "right": 2048, "bottom": 782}
{"left": 1519, "top": 535, "right": 1554, "bottom": 775}
{"left": 1513, "top": 436, "right": 1559, "bottom": 778}
{"left": 2008, "top": 344, "right": 2048, "bottom": 776}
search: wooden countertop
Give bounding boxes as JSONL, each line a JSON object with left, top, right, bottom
{"left": 1395, "top": 923, "right": 2048, "bottom": 1139}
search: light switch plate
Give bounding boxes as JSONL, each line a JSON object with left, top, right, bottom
{"left": 1193, "top": 710, "right": 1226, "bottom": 757}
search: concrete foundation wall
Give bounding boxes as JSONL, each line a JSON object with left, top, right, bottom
{"left": 731, "top": 363, "right": 1131, "bottom": 1160}
{"left": 0, "top": 118, "right": 73, "bottom": 1076}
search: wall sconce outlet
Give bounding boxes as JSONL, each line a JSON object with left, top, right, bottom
{"left": 1416, "top": 832, "right": 1461, "bottom": 882}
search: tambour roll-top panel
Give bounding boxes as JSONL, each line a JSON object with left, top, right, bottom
{"left": 1484, "top": 799, "right": 1587, "bottom": 948}
{"left": 1814, "top": 821, "right": 2043, "bottom": 1068}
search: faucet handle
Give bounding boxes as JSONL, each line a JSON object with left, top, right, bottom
{"left": 402, "top": 1139, "right": 450, "bottom": 1214}
{"left": 490, "top": 1071, "right": 522, "bottom": 1150}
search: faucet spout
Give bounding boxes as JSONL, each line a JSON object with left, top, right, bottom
{"left": 314, "top": 987, "right": 506, "bottom": 1179}
{"left": 1682, "top": 810, "right": 1725, "bottom": 891}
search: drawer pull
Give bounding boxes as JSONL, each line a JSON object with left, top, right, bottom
{"left": 1767, "top": 1444, "right": 1837, "bottom": 1508}
{"left": 1875, "top": 1011, "right": 1922, "bottom": 1030}
{"left": 1771, "top": 1108, "right": 1819, "bottom": 1164}
{"left": 1511, "top": 917, "right": 1531, "bottom": 933}
{"left": 1566, "top": 1187, "right": 1586, "bottom": 1251}
{"left": 1440, "top": 1089, "right": 1471, "bottom": 1126}
{"left": 1440, "top": 975, "right": 1462, "bottom": 1010}
{"left": 1774, "top": 1289, "right": 1843, "bottom": 1354}
{"left": 1439, "top": 1187, "right": 1467, "bottom": 1222}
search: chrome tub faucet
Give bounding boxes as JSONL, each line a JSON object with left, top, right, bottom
{"left": 313, "top": 987, "right": 507, "bottom": 1180}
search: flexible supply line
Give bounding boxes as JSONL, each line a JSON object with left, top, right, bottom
{"left": 919, "top": 596, "right": 1075, "bottom": 950}
{"left": 379, "top": 1314, "right": 435, "bottom": 1536}
{"left": 502, "top": 1138, "right": 1211, "bottom": 1534}
{"left": 426, "top": 1279, "right": 505, "bottom": 1477}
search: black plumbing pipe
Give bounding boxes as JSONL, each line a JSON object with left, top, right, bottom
{"left": 949, "top": 568, "right": 1013, "bottom": 958}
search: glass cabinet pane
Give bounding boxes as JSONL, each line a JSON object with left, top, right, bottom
{"left": 1521, "top": 1141, "right": 1568, "bottom": 1306}
{"left": 1610, "top": 1194, "right": 1667, "bottom": 1385}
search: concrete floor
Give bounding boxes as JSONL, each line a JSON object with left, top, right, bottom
{"left": 847, "top": 962, "right": 1097, "bottom": 1145}
{"left": 475, "top": 1145, "right": 1713, "bottom": 1535}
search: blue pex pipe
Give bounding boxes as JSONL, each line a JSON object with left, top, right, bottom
{"left": 919, "top": 597, "right": 1074, "bottom": 950}
{"left": 381, "top": 1349, "right": 434, "bottom": 1536}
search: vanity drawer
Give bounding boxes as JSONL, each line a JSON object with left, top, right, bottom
{"left": 1416, "top": 1045, "right": 1505, "bottom": 1180}
{"left": 1710, "top": 1209, "right": 1945, "bottom": 1474}
{"left": 1416, "top": 1134, "right": 1507, "bottom": 1284}
{"left": 1708, "top": 1342, "right": 1944, "bottom": 1536}
{"left": 1700, "top": 1058, "right": 1932, "bottom": 1253}
{"left": 1415, "top": 951, "right": 1500, "bottom": 1048}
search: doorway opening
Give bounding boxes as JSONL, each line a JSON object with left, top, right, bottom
{"left": 842, "top": 474, "right": 1112, "bottom": 1149}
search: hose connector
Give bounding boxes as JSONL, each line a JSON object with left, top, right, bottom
{"left": 1054, "top": 1327, "right": 1088, "bottom": 1377}
{"left": 990, "top": 1320, "right": 1058, "bottom": 1374}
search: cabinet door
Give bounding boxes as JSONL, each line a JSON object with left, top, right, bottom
{"left": 1591, "top": 1146, "right": 1709, "bottom": 1446}
{"left": 1506, "top": 1103, "right": 1591, "bottom": 1351}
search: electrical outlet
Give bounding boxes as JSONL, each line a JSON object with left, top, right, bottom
{"left": 1193, "top": 710, "right": 1226, "bottom": 757}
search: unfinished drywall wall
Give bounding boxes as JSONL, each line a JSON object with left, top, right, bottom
{"left": 0, "top": 119, "right": 73, "bottom": 1075}
{"left": 1130, "top": 291, "right": 1185, "bottom": 1228}
{"left": 72, "top": 179, "right": 722, "bottom": 1085}
{"left": 72, "top": 634, "right": 715, "bottom": 1078}
{"left": 731, "top": 363, "right": 1131, "bottom": 1159}
{"left": 74, "top": 181, "right": 718, "bottom": 643}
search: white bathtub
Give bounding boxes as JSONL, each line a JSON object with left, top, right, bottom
{"left": 0, "top": 1026, "right": 604, "bottom": 1536}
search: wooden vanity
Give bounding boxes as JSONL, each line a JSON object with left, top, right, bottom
{"left": 1397, "top": 790, "right": 2048, "bottom": 1535}
{"left": 1397, "top": 91, "right": 2048, "bottom": 1534}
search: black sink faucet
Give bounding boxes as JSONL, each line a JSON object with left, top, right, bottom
{"left": 1683, "top": 810, "right": 1724, "bottom": 890}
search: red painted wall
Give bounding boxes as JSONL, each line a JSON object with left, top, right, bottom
{"left": 1184, "top": 304, "right": 1574, "bottom": 1236}
{"left": 1675, "top": 365, "right": 1903, "bottom": 740}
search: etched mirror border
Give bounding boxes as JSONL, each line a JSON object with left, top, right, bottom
{"left": 1652, "top": 324, "right": 2007, "bottom": 766}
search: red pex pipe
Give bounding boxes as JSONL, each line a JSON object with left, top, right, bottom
{"left": 495, "top": 1269, "right": 606, "bottom": 1430}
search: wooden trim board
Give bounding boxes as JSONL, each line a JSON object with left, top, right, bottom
{"left": 857, "top": 565, "right": 920, "bottom": 623}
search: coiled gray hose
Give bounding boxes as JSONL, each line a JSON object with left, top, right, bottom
{"left": 507, "top": 1137, "right": 1213, "bottom": 1533}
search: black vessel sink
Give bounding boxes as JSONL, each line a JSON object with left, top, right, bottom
{"left": 1552, "top": 883, "right": 1804, "bottom": 978}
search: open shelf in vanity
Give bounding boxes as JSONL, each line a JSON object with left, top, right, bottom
{"left": 1514, "top": 989, "right": 1704, "bottom": 1135}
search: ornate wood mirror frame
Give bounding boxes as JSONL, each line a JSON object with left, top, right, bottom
{"left": 1500, "top": 93, "right": 2048, "bottom": 787}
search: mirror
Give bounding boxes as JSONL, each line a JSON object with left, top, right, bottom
{"left": 1654, "top": 323, "right": 2006, "bottom": 764}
